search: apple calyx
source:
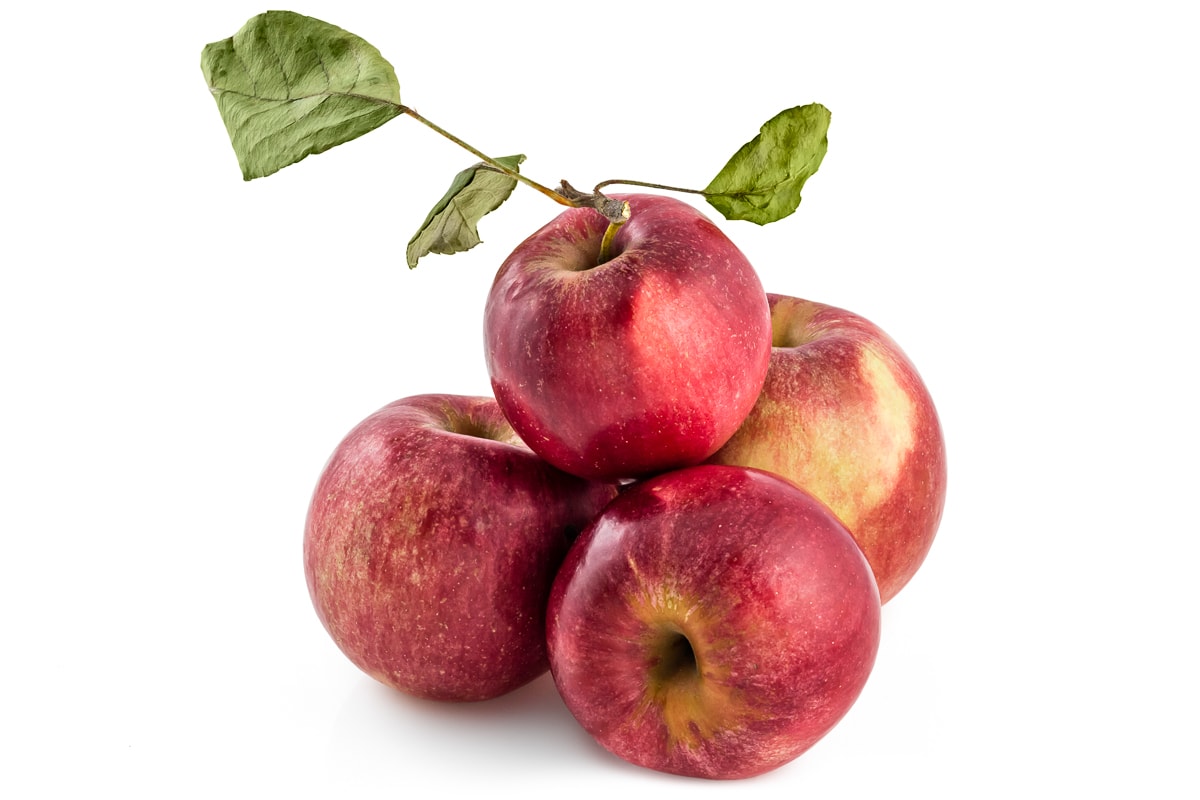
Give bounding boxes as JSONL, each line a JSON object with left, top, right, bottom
{"left": 644, "top": 626, "right": 732, "bottom": 749}
{"left": 649, "top": 627, "right": 699, "bottom": 687}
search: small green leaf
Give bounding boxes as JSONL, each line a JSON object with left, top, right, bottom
{"left": 406, "top": 155, "right": 527, "bottom": 269}
{"left": 705, "top": 104, "right": 831, "bottom": 225}
{"left": 201, "top": 11, "right": 403, "bottom": 180}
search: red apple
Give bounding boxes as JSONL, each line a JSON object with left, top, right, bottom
{"left": 546, "top": 464, "right": 881, "bottom": 779}
{"left": 708, "top": 294, "right": 947, "bottom": 603}
{"left": 484, "top": 194, "right": 772, "bottom": 481}
{"left": 303, "top": 394, "right": 617, "bottom": 701}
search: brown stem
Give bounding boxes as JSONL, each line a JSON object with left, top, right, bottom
{"left": 594, "top": 178, "right": 710, "bottom": 196}
{"left": 401, "top": 106, "right": 573, "bottom": 207}
{"left": 598, "top": 219, "right": 625, "bottom": 265}
{"left": 398, "top": 106, "right": 634, "bottom": 226}
{"left": 558, "top": 181, "right": 631, "bottom": 225}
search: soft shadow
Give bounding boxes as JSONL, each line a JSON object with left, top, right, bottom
{"left": 329, "top": 671, "right": 626, "bottom": 778}
{"left": 328, "top": 670, "right": 822, "bottom": 786}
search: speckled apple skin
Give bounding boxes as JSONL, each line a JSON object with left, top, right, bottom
{"left": 708, "top": 295, "right": 947, "bottom": 603}
{"left": 304, "top": 394, "right": 617, "bottom": 702}
{"left": 546, "top": 465, "right": 881, "bottom": 779}
{"left": 484, "top": 194, "right": 771, "bottom": 482}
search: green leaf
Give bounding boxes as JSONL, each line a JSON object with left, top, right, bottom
{"left": 704, "top": 104, "right": 831, "bottom": 225}
{"left": 406, "top": 155, "right": 526, "bottom": 269}
{"left": 201, "top": 11, "right": 403, "bottom": 180}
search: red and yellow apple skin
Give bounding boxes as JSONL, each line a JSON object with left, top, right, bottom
{"left": 708, "top": 294, "right": 947, "bottom": 603}
{"left": 484, "top": 194, "right": 772, "bottom": 482}
{"left": 304, "top": 394, "right": 617, "bottom": 702}
{"left": 546, "top": 465, "right": 881, "bottom": 780}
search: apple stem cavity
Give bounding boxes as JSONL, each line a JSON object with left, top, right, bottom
{"left": 441, "top": 408, "right": 505, "bottom": 442}
{"left": 597, "top": 219, "right": 626, "bottom": 265}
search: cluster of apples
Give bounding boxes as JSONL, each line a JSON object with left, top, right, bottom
{"left": 304, "top": 194, "right": 947, "bottom": 779}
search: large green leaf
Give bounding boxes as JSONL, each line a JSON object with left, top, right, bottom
{"left": 406, "top": 156, "right": 526, "bottom": 269}
{"left": 201, "top": 11, "right": 403, "bottom": 180}
{"left": 705, "top": 104, "right": 831, "bottom": 225}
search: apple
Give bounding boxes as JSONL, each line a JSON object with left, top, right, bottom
{"left": 707, "top": 294, "right": 947, "bottom": 603}
{"left": 483, "top": 193, "right": 772, "bottom": 481}
{"left": 546, "top": 464, "right": 881, "bottom": 779}
{"left": 303, "top": 393, "right": 617, "bottom": 702}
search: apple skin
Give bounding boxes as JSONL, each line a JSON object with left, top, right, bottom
{"left": 546, "top": 464, "right": 881, "bottom": 779}
{"left": 707, "top": 294, "right": 947, "bottom": 603}
{"left": 303, "top": 394, "right": 617, "bottom": 702}
{"left": 484, "top": 194, "right": 772, "bottom": 481}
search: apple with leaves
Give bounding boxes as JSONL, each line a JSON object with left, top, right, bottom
{"left": 483, "top": 193, "right": 773, "bottom": 481}
{"left": 707, "top": 294, "right": 947, "bottom": 603}
{"left": 547, "top": 464, "right": 882, "bottom": 779}
{"left": 202, "top": 8, "right": 942, "bottom": 779}
{"left": 303, "top": 394, "right": 616, "bottom": 701}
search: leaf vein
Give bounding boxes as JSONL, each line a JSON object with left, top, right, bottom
{"left": 230, "top": 39, "right": 257, "bottom": 99}
{"left": 350, "top": 40, "right": 365, "bottom": 94}
{"left": 212, "top": 86, "right": 399, "bottom": 108}
{"left": 264, "top": 26, "right": 292, "bottom": 99}
{"left": 247, "top": 100, "right": 385, "bottom": 160}
{"left": 314, "top": 41, "right": 332, "bottom": 93}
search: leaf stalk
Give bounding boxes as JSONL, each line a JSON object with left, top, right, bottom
{"left": 593, "top": 178, "right": 710, "bottom": 197}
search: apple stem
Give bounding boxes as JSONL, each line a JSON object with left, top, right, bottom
{"left": 401, "top": 106, "right": 573, "bottom": 208}
{"left": 556, "top": 181, "right": 632, "bottom": 226}
{"left": 400, "top": 106, "right": 633, "bottom": 227}
{"left": 597, "top": 219, "right": 624, "bottom": 264}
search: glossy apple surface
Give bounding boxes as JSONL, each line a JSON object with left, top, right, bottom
{"left": 304, "top": 394, "right": 616, "bottom": 701}
{"left": 547, "top": 465, "right": 881, "bottom": 779}
{"left": 484, "top": 194, "right": 771, "bottom": 481}
{"left": 708, "top": 294, "right": 947, "bottom": 603}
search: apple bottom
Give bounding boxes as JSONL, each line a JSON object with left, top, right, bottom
{"left": 547, "top": 465, "right": 881, "bottom": 779}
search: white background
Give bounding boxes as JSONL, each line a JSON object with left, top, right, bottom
{"left": 4, "top": 1, "right": 1196, "bottom": 796}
